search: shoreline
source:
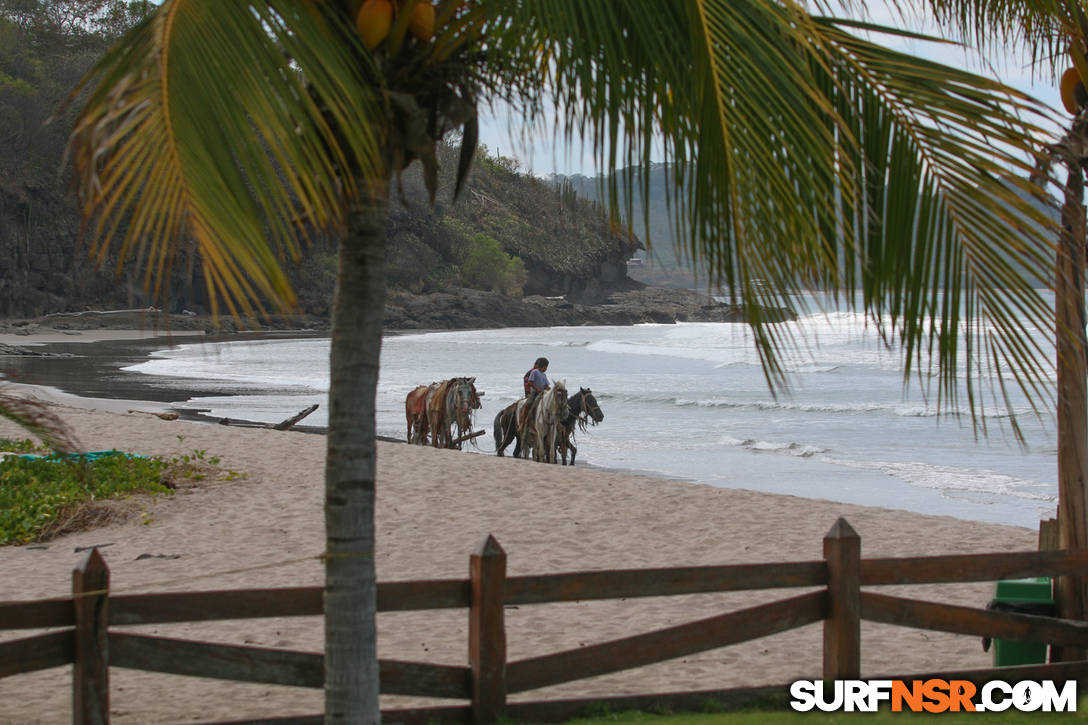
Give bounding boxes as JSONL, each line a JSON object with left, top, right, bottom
{"left": 0, "top": 325, "right": 1052, "bottom": 529}
{"left": 1, "top": 327, "right": 327, "bottom": 424}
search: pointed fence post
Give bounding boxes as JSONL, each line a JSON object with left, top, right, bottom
{"left": 823, "top": 518, "right": 860, "bottom": 680}
{"left": 469, "top": 535, "right": 506, "bottom": 724}
{"left": 73, "top": 548, "right": 109, "bottom": 725}
{"left": 1040, "top": 515, "right": 1060, "bottom": 553}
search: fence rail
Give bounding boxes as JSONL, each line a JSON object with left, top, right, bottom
{"left": 4, "top": 517, "right": 1088, "bottom": 724}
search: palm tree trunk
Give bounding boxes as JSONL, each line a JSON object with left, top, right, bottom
{"left": 325, "top": 178, "right": 389, "bottom": 723}
{"left": 1055, "top": 160, "right": 1088, "bottom": 662}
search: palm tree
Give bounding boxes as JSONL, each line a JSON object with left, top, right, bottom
{"left": 67, "top": 1, "right": 1059, "bottom": 721}
{"left": 913, "top": 0, "right": 1088, "bottom": 650}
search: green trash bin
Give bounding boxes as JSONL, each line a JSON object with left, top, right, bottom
{"left": 989, "top": 577, "right": 1054, "bottom": 667}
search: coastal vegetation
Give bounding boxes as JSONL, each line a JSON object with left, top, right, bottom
{"left": 0, "top": 435, "right": 248, "bottom": 545}
{"left": 0, "top": 439, "right": 169, "bottom": 545}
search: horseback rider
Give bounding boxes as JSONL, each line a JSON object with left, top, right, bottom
{"left": 519, "top": 357, "right": 550, "bottom": 430}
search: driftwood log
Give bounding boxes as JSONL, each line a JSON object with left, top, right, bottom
{"left": 218, "top": 404, "right": 319, "bottom": 432}
{"left": 271, "top": 404, "right": 319, "bottom": 431}
{"left": 127, "top": 410, "right": 180, "bottom": 421}
{"left": 451, "top": 430, "right": 485, "bottom": 446}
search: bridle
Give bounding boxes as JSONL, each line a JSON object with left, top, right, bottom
{"left": 572, "top": 389, "right": 603, "bottom": 432}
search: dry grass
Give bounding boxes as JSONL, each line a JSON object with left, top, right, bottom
{"left": 36, "top": 498, "right": 144, "bottom": 541}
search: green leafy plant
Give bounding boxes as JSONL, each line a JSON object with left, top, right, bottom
{"left": 460, "top": 232, "right": 528, "bottom": 297}
{"left": 0, "top": 438, "right": 47, "bottom": 454}
{"left": 162, "top": 450, "right": 235, "bottom": 487}
{"left": 0, "top": 451, "right": 170, "bottom": 545}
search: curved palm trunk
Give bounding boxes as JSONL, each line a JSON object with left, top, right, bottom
{"left": 1055, "top": 159, "right": 1088, "bottom": 662}
{"left": 325, "top": 178, "right": 389, "bottom": 723}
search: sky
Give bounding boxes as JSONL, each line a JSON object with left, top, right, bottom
{"left": 474, "top": 4, "right": 1070, "bottom": 179}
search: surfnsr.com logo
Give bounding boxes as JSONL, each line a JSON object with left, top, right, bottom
{"left": 789, "top": 679, "right": 1077, "bottom": 713}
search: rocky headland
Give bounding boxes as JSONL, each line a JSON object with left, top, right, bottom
{"left": 0, "top": 282, "right": 794, "bottom": 343}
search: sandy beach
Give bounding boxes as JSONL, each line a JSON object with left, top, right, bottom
{"left": 0, "top": 329, "right": 1041, "bottom": 724}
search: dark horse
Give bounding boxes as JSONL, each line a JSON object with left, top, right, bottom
{"left": 556, "top": 387, "right": 604, "bottom": 465}
{"left": 493, "top": 401, "right": 526, "bottom": 458}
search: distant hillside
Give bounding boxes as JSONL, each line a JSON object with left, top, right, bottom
{"left": 2, "top": 130, "right": 639, "bottom": 317}
{"left": 383, "top": 143, "right": 641, "bottom": 307}
{"left": 556, "top": 165, "right": 1059, "bottom": 292}
{"left": 553, "top": 165, "right": 719, "bottom": 291}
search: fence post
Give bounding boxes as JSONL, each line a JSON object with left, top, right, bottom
{"left": 469, "top": 535, "right": 506, "bottom": 724}
{"left": 73, "top": 548, "right": 109, "bottom": 725}
{"left": 823, "top": 518, "right": 860, "bottom": 680}
{"left": 1040, "top": 516, "right": 1060, "bottom": 552}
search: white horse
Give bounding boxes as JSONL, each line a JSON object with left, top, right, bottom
{"left": 527, "top": 381, "right": 569, "bottom": 463}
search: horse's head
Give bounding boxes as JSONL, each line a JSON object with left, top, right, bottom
{"left": 468, "top": 376, "right": 482, "bottom": 409}
{"left": 581, "top": 388, "right": 604, "bottom": 423}
{"left": 455, "top": 378, "right": 474, "bottom": 409}
{"left": 553, "top": 380, "right": 570, "bottom": 420}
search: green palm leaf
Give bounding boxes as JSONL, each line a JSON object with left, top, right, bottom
{"left": 495, "top": 0, "right": 1058, "bottom": 433}
{"left": 68, "top": 0, "right": 384, "bottom": 318}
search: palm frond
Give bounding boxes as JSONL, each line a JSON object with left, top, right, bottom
{"left": 67, "top": 0, "right": 385, "bottom": 318}
{"left": 494, "top": 0, "right": 1058, "bottom": 434}
{"left": 0, "top": 386, "right": 83, "bottom": 455}
{"left": 875, "top": 0, "right": 1076, "bottom": 76}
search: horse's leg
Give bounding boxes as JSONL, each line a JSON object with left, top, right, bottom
{"left": 494, "top": 412, "right": 507, "bottom": 456}
{"left": 525, "top": 420, "right": 537, "bottom": 460}
{"left": 533, "top": 428, "right": 544, "bottom": 462}
{"left": 569, "top": 440, "right": 577, "bottom": 466}
{"left": 517, "top": 425, "right": 531, "bottom": 459}
{"left": 502, "top": 413, "right": 519, "bottom": 457}
{"left": 511, "top": 418, "right": 525, "bottom": 458}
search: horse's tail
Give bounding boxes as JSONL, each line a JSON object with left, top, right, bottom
{"left": 493, "top": 409, "right": 503, "bottom": 450}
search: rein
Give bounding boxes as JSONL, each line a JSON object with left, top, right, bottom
{"left": 567, "top": 390, "right": 600, "bottom": 433}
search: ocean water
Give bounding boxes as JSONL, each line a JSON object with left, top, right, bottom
{"left": 122, "top": 298, "right": 1061, "bottom": 529}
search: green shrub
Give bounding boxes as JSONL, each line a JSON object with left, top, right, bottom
{"left": 0, "top": 451, "right": 170, "bottom": 545}
{"left": 0, "top": 438, "right": 46, "bottom": 454}
{"left": 460, "top": 233, "right": 528, "bottom": 297}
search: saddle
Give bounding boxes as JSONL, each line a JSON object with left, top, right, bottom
{"left": 427, "top": 380, "right": 453, "bottom": 417}
{"left": 517, "top": 392, "right": 541, "bottom": 432}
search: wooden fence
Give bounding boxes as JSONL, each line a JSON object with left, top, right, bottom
{"left": 5, "top": 517, "right": 1088, "bottom": 724}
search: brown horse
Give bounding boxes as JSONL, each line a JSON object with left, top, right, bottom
{"left": 426, "top": 379, "right": 455, "bottom": 448}
{"left": 404, "top": 383, "right": 436, "bottom": 444}
{"left": 427, "top": 377, "right": 482, "bottom": 449}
